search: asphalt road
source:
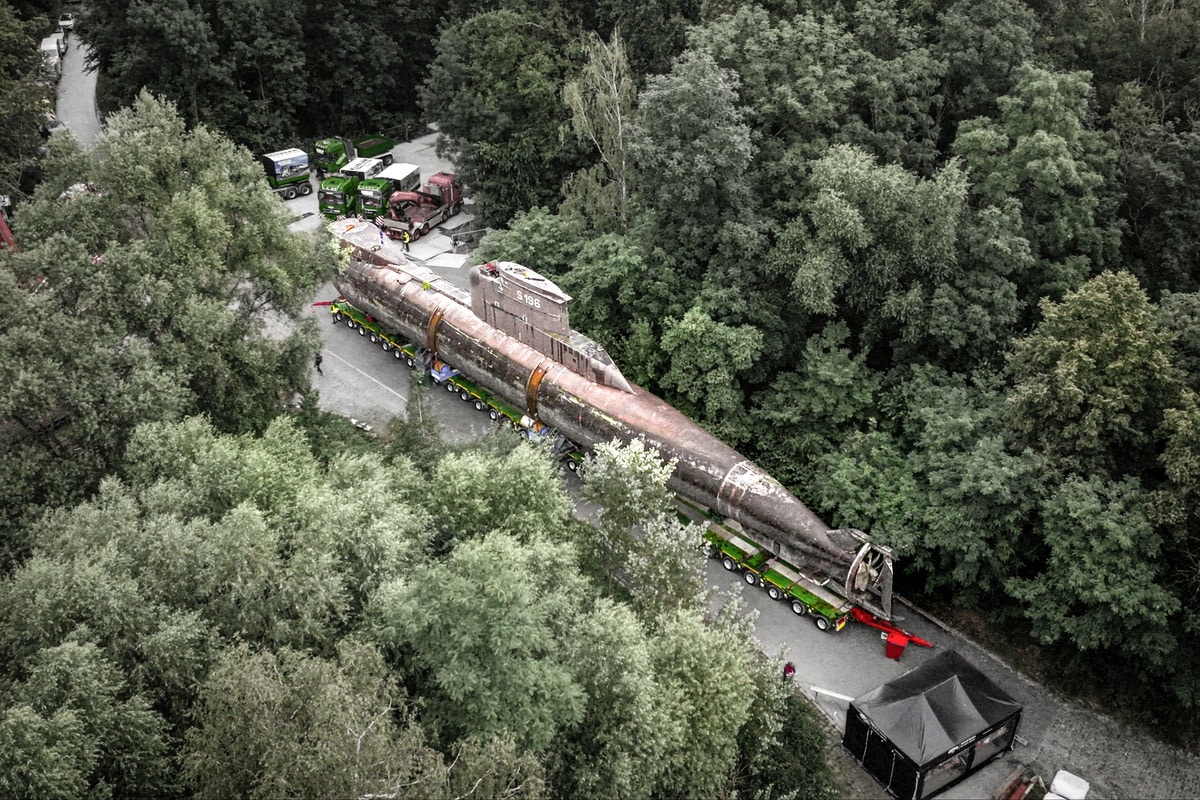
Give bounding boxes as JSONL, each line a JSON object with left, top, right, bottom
{"left": 53, "top": 28, "right": 102, "bottom": 146}
{"left": 54, "top": 52, "right": 1200, "bottom": 800}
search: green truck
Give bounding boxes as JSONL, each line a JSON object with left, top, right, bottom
{"left": 318, "top": 157, "right": 386, "bottom": 218}
{"left": 313, "top": 134, "right": 396, "bottom": 177}
{"left": 259, "top": 148, "right": 313, "bottom": 200}
{"left": 704, "top": 520, "right": 852, "bottom": 632}
{"left": 357, "top": 162, "right": 421, "bottom": 219}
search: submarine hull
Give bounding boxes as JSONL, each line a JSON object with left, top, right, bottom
{"left": 332, "top": 233, "right": 893, "bottom": 618}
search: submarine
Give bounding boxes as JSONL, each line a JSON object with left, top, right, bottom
{"left": 330, "top": 219, "right": 895, "bottom": 619}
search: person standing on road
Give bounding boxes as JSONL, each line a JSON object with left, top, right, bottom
{"left": 314, "top": 352, "right": 323, "bottom": 375}
{"left": 783, "top": 661, "right": 796, "bottom": 681}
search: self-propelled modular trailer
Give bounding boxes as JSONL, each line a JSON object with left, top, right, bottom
{"left": 328, "top": 297, "right": 583, "bottom": 470}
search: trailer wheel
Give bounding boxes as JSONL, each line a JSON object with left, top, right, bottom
{"left": 299, "top": 183, "right": 312, "bottom": 196}
{"left": 473, "top": 399, "right": 486, "bottom": 411}
{"left": 767, "top": 586, "right": 782, "bottom": 601}
{"left": 420, "top": 223, "right": 430, "bottom": 236}
{"left": 283, "top": 186, "right": 297, "bottom": 200}
{"left": 814, "top": 616, "right": 831, "bottom": 632}
{"left": 488, "top": 408, "right": 500, "bottom": 421}
{"left": 446, "top": 381, "right": 457, "bottom": 392}
{"left": 451, "top": 202, "right": 463, "bottom": 216}
{"left": 791, "top": 600, "right": 808, "bottom": 617}
{"left": 344, "top": 318, "right": 356, "bottom": 329}
{"left": 722, "top": 556, "right": 736, "bottom": 572}
{"left": 380, "top": 341, "right": 390, "bottom": 352}
{"left": 357, "top": 326, "right": 366, "bottom": 336}
{"left": 393, "top": 349, "right": 403, "bottom": 360}
{"left": 332, "top": 311, "right": 343, "bottom": 323}
{"left": 459, "top": 389, "right": 470, "bottom": 402}
{"left": 405, "top": 356, "right": 416, "bottom": 369}
{"left": 566, "top": 459, "right": 578, "bottom": 472}
{"left": 369, "top": 332, "right": 378, "bottom": 343}
{"left": 743, "top": 571, "right": 757, "bottom": 587}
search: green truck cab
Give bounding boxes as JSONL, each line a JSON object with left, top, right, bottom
{"left": 259, "top": 148, "right": 313, "bottom": 200}
{"left": 313, "top": 134, "right": 396, "bottom": 177}
{"left": 318, "top": 157, "right": 386, "bottom": 218}
{"left": 704, "top": 520, "right": 852, "bottom": 632}
{"left": 357, "top": 162, "right": 421, "bottom": 219}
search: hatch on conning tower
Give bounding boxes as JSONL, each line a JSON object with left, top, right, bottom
{"left": 471, "top": 261, "right": 634, "bottom": 393}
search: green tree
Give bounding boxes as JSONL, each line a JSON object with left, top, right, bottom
{"left": 1008, "top": 475, "right": 1179, "bottom": 659}
{"left": 549, "top": 600, "right": 676, "bottom": 800}
{"left": 420, "top": 9, "right": 583, "bottom": 227}
{"left": 183, "top": 641, "right": 444, "bottom": 800}
{"left": 628, "top": 49, "right": 753, "bottom": 274}
{"left": 953, "top": 64, "right": 1120, "bottom": 303}
{"left": 750, "top": 322, "right": 880, "bottom": 491}
{"left": 1006, "top": 270, "right": 1184, "bottom": 478}
{"left": 369, "top": 532, "right": 588, "bottom": 751}
{"left": 0, "top": 93, "right": 326, "bottom": 561}
{"left": 782, "top": 144, "right": 967, "bottom": 356}
{"left": 0, "top": 1, "right": 50, "bottom": 203}
{"left": 5, "top": 641, "right": 174, "bottom": 798}
{"left": 658, "top": 305, "right": 762, "bottom": 442}
{"left": 562, "top": 31, "right": 638, "bottom": 233}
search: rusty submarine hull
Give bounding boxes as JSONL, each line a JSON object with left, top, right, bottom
{"left": 330, "top": 220, "right": 894, "bottom": 619}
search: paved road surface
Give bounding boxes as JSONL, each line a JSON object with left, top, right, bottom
{"left": 53, "top": 30, "right": 102, "bottom": 146}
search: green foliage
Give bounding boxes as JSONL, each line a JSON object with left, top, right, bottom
{"left": 953, "top": 64, "right": 1120, "bottom": 301}
{"left": 750, "top": 322, "right": 880, "bottom": 491}
{"left": 1006, "top": 271, "right": 1184, "bottom": 478}
{"left": 420, "top": 8, "right": 584, "bottom": 227}
{"left": 1007, "top": 474, "right": 1179, "bottom": 660}
{"left": 0, "top": 93, "right": 327, "bottom": 560}
{"left": 368, "top": 532, "right": 588, "bottom": 751}
{"left": 548, "top": 600, "right": 676, "bottom": 799}
{"left": 562, "top": 31, "right": 638, "bottom": 233}
{"left": 183, "top": 640, "right": 444, "bottom": 800}
{"left": 784, "top": 144, "right": 967, "bottom": 354}
{"left": 659, "top": 305, "right": 763, "bottom": 441}
{"left": 629, "top": 48, "right": 753, "bottom": 273}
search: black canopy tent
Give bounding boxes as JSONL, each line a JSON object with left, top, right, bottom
{"left": 842, "top": 649, "right": 1023, "bottom": 800}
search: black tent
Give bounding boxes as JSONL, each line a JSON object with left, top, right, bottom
{"left": 841, "top": 649, "right": 1023, "bottom": 800}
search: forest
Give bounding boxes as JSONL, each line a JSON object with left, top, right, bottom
{"left": 2, "top": 0, "right": 1200, "bottom": 793}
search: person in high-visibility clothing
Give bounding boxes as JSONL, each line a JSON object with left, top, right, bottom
{"left": 400, "top": 229, "right": 411, "bottom": 252}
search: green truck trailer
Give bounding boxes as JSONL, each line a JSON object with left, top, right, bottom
{"left": 313, "top": 134, "right": 396, "bottom": 177}
{"left": 259, "top": 148, "right": 313, "bottom": 200}
{"left": 704, "top": 519, "right": 853, "bottom": 632}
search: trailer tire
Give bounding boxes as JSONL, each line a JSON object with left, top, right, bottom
{"left": 452, "top": 202, "right": 463, "bottom": 216}
{"left": 767, "top": 586, "right": 782, "bottom": 601}
{"left": 381, "top": 154, "right": 394, "bottom": 167}
{"left": 473, "top": 399, "right": 486, "bottom": 411}
{"left": 405, "top": 356, "right": 415, "bottom": 368}
{"left": 332, "top": 311, "right": 343, "bottom": 323}
{"left": 459, "top": 389, "right": 470, "bottom": 402}
{"left": 743, "top": 571, "right": 757, "bottom": 587}
{"left": 814, "top": 616, "right": 831, "bottom": 632}
{"left": 488, "top": 408, "right": 500, "bottom": 421}
{"left": 791, "top": 600, "right": 808, "bottom": 617}
{"left": 369, "top": 332, "right": 378, "bottom": 343}
{"left": 446, "top": 381, "right": 457, "bottom": 392}
{"left": 283, "top": 186, "right": 297, "bottom": 200}
{"left": 393, "top": 349, "right": 403, "bottom": 360}
{"left": 345, "top": 318, "right": 356, "bottom": 329}
{"left": 380, "top": 341, "right": 390, "bottom": 352}
{"left": 722, "top": 556, "right": 736, "bottom": 572}
{"left": 566, "top": 459, "right": 578, "bottom": 472}
{"left": 300, "top": 183, "right": 312, "bottom": 196}
{"left": 357, "top": 326, "right": 366, "bottom": 336}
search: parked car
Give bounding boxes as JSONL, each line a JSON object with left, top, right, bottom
{"left": 58, "top": 12, "right": 75, "bottom": 31}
